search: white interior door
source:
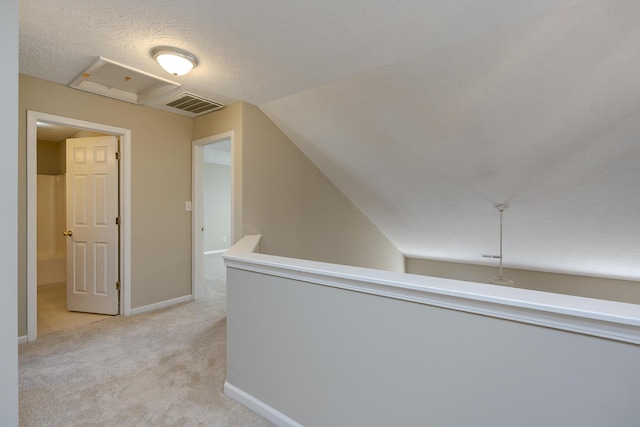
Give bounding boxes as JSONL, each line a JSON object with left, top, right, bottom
{"left": 65, "top": 136, "right": 119, "bottom": 315}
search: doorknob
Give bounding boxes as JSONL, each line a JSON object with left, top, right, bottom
{"left": 63, "top": 230, "right": 73, "bottom": 236}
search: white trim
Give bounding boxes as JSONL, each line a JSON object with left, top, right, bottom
{"left": 204, "top": 249, "right": 227, "bottom": 255}
{"left": 225, "top": 234, "right": 261, "bottom": 255}
{"left": 18, "top": 336, "right": 27, "bottom": 345}
{"left": 224, "top": 381, "right": 303, "bottom": 427}
{"left": 192, "top": 131, "right": 235, "bottom": 301}
{"left": 26, "top": 111, "right": 132, "bottom": 342}
{"left": 129, "top": 295, "right": 192, "bottom": 315}
{"left": 225, "top": 235, "right": 640, "bottom": 345}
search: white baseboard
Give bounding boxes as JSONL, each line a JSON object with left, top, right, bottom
{"left": 18, "top": 335, "right": 28, "bottom": 345}
{"left": 130, "top": 295, "right": 192, "bottom": 315}
{"left": 224, "top": 381, "right": 302, "bottom": 427}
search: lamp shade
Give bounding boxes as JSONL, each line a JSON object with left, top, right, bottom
{"left": 152, "top": 47, "right": 197, "bottom": 76}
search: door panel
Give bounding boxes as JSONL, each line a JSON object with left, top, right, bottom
{"left": 73, "top": 242, "right": 87, "bottom": 293}
{"left": 66, "top": 136, "right": 119, "bottom": 315}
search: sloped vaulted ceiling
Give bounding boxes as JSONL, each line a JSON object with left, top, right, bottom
{"left": 260, "top": 0, "right": 640, "bottom": 281}
{"left": 20, "top": 0, "right": 640, "bottom": 280}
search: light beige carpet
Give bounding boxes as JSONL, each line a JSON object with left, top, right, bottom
{"left": 19, "top": 255, "right": 274, "bottom": 426}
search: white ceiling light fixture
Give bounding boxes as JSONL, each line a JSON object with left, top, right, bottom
{"left": 489, "top": 204, "right": 515, "bottom": 287}
{"left": 152, "top": 47, "right": 198, "bottom": 76}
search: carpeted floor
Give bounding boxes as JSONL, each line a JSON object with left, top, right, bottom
{"left": 19, "top": 255, "right": 274, "bottom": 426}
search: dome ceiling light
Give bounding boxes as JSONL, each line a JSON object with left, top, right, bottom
{"left": 152, "top": 47, "right": 198, "bottom": 76}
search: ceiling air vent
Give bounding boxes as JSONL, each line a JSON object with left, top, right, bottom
{"left": 164, "top": 92, "right": 225, "bottom": 117}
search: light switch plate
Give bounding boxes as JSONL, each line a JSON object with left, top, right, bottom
{"left": 185, "top": 201, "right": 192, "bottom": 212}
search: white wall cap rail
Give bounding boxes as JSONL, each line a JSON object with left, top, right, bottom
{"left": 224, "top": 235, "right": 640, "bottom": 345}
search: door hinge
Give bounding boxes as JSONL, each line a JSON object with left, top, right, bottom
{"left": 115, "top": 152, "right": 121, "bottom": 160}
{"left": 116, "top": 281, "right": 121, "bottom": 291}
{"left": 115, "top": 217, "right": 120, "bottom": 225}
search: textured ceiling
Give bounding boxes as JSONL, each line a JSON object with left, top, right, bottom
{"left": 36, "top": 123, "right": 81, "bottom": 142}
{"left": 20, "top": 0, "right": 640, "bottom": 280}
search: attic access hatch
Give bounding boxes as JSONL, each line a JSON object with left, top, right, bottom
{"left": 69, "top": 57, "right": 180, "bottom": 104}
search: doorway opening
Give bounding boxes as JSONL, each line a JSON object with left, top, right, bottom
{"left": 27, "top": 111, "right": 132, "bottom": 342}
{"left": 192, "top": 131, "right": 235, "bottom": 301}
{"left": 36, "top": 129, "right": 112, "bottom": 335}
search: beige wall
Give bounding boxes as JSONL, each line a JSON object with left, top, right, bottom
{"left": 37, "top": 139, "right": 64, "bottom": 175}
{"left": 241, "top": 103, "right": 404, "bottom": 271}
{"left": 195, "top": 102, "right": 404, "bottom": 272}
{"left": 19, "top": 74, "right": 194, "bottom": 335}
{"left": 407, "top": 257, "right": 640, "bottom": 304}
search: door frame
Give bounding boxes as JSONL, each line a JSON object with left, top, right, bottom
{"left": 192, "top": 131, "right": 235, "bottom": 300}
{"left": 26, "top": 111, "right": 132, "bottom": 342}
